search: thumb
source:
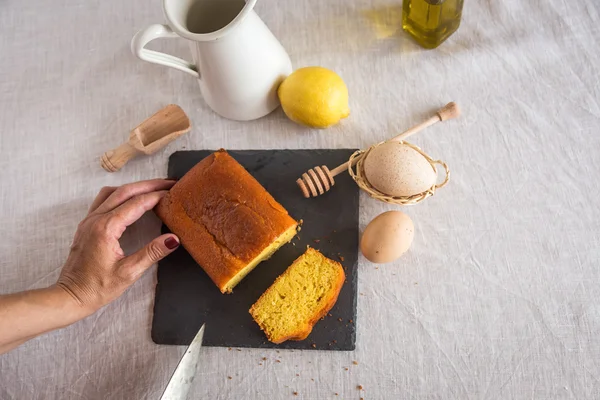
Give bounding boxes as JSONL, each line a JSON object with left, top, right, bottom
{"left": 122, "top": 234, "right": 180, "bottom": 280}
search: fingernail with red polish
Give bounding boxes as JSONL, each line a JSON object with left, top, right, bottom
{"left": 165, "top": 237, "right": 179, "bottom": 250}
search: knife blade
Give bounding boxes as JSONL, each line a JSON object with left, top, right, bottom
{"left": 160, "top": 324, "right": 206, "bottom": 400}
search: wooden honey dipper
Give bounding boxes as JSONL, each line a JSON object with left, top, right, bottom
{"left": 297, "top": 102, "right": 460, "bottom": 198}
{"left": 101, "top": 104, "right": 191, "bottom": 172}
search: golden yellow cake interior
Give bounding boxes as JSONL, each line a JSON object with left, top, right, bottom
{"left": 250, "top": 248, "right": 345, "bottom": 343}
{"left": 222, "top": 225, "right": 298, "bottom": 293}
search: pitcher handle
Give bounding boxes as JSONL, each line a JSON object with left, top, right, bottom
{"left": 131, "top": 24, "right": 200, "bottom": 79}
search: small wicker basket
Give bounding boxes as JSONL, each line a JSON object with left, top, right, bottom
{"left": 347, "top": 141, "right": 449, "bottom": 205}
{"left": 295, "top": 102, "right": 459, "bottom": 202}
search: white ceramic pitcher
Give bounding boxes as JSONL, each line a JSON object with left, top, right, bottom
{"left": 132, "top": 0, "right": 292, "bottom": 121}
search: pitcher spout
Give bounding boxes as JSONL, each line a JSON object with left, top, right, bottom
{"left": 164, "top": 0, "right": 258, "bottom": 41}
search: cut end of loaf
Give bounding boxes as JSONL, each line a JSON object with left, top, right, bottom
{"left": 221, "top": 224, "right": 298, "bottom": 293}
{"left": 249, "top": 247, "right": 345, "bottom": 344}
{"left": 437, "top": 102, "right": 460, "bottom": 121}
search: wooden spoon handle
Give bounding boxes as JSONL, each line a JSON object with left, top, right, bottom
{"left": 329, "top": 161, "right": 352, "bottom": 177}
{"left": 390, "top": 102, "right": 459, "bottom": 142}
{"left": 101, "top": 143, "right": 140, "bottom": 172}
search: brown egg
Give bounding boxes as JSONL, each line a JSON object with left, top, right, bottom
{"left": 360, "top": 211, "right": 414, "bottom": 263}
{"left": 363, "top": 142, "right": 436, "bottom": 197}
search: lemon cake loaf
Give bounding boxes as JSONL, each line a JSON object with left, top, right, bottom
{"left": 249, "top": 247, "right": 345, "bottom": 343}
{"left": 155, "top": 150, "right": 298, "bottom": 294}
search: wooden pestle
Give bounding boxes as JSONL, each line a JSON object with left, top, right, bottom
{"left": 297, "top": 102, "right": 460, "bottom": 198}
{"left": 101, "top": 104, "right": 191, "bottom": 172}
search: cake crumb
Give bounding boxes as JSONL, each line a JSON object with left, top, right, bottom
{"left": 259, "top": 363, "right": 263, "bottom": 366}
{"left": 276, "top": 350, "right": 280, "bottom": 353}
{"left": 375, "top": 266, "right": 379, "bottom": 269}
{"left": 311, "top": 343, "right": 316, "bottom": 348}
{"left": 311, "top": 378, "right": 314, "bottom": 382}
{"left": 338, "top": 318, "right": 343, "bottom": 322}
{"left": 236, "top": 349, "right": 242, "bottom": 352}
{"left": 228, "top": 348, "right": 232, "bottom": 351}
{"left": 360, "top": 292, "right": 364, "bottom": 296}
{"left": 349, "top": 319, "right": 353, "bottom": 323}
{"left": 333, "top": 340, "right": 337, "bottom": 344}
{"left": 276, "top": 359, "right": 281, "bottom": 363}
{"left": 227, "top": 376, "right": 232, "bottom": 380}
{"left": 296, "top": 374, "right": 300, "bottom": 377}
{"left": 293, "top": 392, "right": 298, "bottom": 396}
{"left": 262, "top": 357, "right": 267, "bottom": 360}
{"left": 328, "top": 313, "right": 332, "bottom": 317}
{"left": 357, "top": 385, "right": 363, "bottom": 390}
{"left": 335, "top": 393, "right": 338, "bottom": 396}
{"left": 353, "top": 361, "right": 358, "bottom": 365}
{"left": 344, "top": 367, "right": 349, "bottom": 371}
{"left": 338, "top": 254, "right": 345, "bottom": 262}
{"left": 313, "top": 239, "right": 320, "bottom": 243}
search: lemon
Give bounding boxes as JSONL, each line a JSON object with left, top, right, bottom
{"left": 278, "top": 67, "right": 350, "bottom": 128}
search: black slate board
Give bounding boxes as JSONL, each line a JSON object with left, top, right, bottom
{"left": 152, "top": 150, "right": 359, "bottom": 350}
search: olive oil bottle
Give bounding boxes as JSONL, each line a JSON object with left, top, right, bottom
{"left": 402, "top": 0, "right": 464, "bottom": 49}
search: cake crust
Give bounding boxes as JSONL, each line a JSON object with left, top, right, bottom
{"left": 155, "top": 150, "right": 298, "bottom": 293}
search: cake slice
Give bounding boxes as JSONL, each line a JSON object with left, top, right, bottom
{"left": 155, "top": 150, "right": 298, "bottom": 294}
{"left": 249, "top": 247, "right": 345, "bottom": 344}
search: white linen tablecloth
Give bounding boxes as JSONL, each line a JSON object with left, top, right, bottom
{"left": 1, "top": 0, "right": 600, "bottom": 398}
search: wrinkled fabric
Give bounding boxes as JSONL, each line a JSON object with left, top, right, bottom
{"left": 1, "top": 0, "right": 599, "bottom": 398}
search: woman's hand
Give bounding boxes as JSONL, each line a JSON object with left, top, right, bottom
{"left": 57, "top": 179, "right": 180, "bottom": 314}
{"left": 0, "top": 179, "right": 180, "bottom": 354}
